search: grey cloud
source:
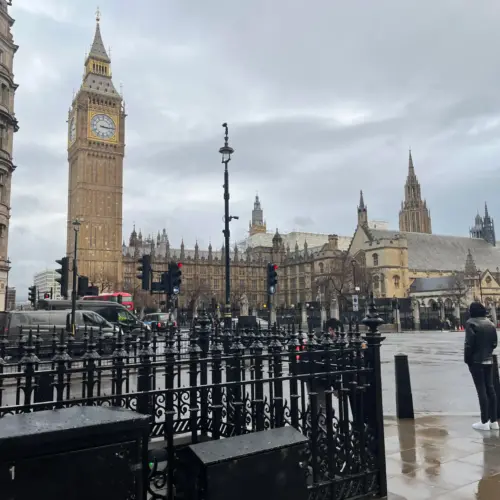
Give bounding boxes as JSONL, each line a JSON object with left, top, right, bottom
{"left": 8, "top": 0, "right": 500, "bottom": 296}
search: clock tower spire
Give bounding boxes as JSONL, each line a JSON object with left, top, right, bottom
{"left": 66, "top": 12, "right": 125, "bottom": 292}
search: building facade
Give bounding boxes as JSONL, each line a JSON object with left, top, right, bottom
{"left": 66, "top": 13, "right": 124, "bottom": 291}
{"left": 350, "top": 154, "right": 500, "bottom": 326}
{"left": 398, "top": 151, "right": 432, "bottom": 234}
{"left": 33, "top": 269, "right": 62, "bottom": 299}
{"left": 121, "top": 222, "right": 353, "bottom": 312}
{"left": 0, "top": 2, "right": 18, "bottom": 311}
{"left": 5, "top": 285, "right": 14, "bottom": 310}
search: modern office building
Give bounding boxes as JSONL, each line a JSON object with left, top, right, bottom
{"left": 33, "top": 269, "right": 61, "bottom": 299}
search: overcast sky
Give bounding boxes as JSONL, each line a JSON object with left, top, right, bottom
{"left": 9, "top": 0, "right": 500, "bottom": 295}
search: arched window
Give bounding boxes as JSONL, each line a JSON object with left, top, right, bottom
{"left": 319, "top": 262, "right": 324, "bottom": 274}
{"left": 372, "top": 253, "right": 379, "bottom": 266}
{"left": 373, "top": 275, "right": 380, "bottom": 289}
{"left": 393, "top": 275, "right": 400, "bottom": 289}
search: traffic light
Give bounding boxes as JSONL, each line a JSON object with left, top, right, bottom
{"left": 77, "top": 276, "right": 89, "bottom": 297}
{"left": 28, "top": 286, "right": 37, "bottom": 307}
{"left": 161, "top": 271, "right": 169, "bottom": 293}
{"left": 44, "top": 292, "right": 50, "bottom": 299}
{"left": 55, "top": 257, "right": 69, "bottom": 299}
{"left": 137, "top": 254, "right": 152, "bottom": 291}
{"left": 168, "top": 261, "right": 182, "bottom": 295}
{"left": 267, "top": 263, "right": 278, "bottom": 295}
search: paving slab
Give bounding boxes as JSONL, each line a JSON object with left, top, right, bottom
{"left": 385, "top": 415, "right": 500, "bottom": 499}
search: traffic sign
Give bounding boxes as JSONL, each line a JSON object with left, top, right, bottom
{"left": 172, "top": 286, "right": 180, "bottom": 295}
{"left": 352, "top": 294, "right": 359, "bottom": 312}
{"left": 268, "top": 285, "right": 276, "bottom": 295}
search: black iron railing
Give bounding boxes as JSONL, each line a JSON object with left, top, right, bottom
{"left": 0, "top": 307, "right": 387, "bottom": 500}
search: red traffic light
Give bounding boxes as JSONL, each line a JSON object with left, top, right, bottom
{"left": 272, "top": 264, "right": 278, "bottom": 270}
{"left": 44, "top": 293, "right": 50, "bottom": 299}
{"left": 177, "top": 262, "right": 183, "bottom": 269}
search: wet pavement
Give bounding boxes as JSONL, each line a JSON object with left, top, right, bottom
{"left": 380, "top": 331, "right": 499, "bottom": 415}
{"left": 385, "top": 415, "right": 500, "bottom": 499}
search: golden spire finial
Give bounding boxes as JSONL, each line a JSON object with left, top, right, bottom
{"left": 95, "top": 6, "right": 101, "bottom": 23}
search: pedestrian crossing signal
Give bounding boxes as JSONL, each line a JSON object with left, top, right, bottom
{"left": 267, "top": 263, "right": 278, "bottom": 295}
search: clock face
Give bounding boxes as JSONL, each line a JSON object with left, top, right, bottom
{"left": 90, "top": 113, "right": 116, "bottom": 140}
{"left": 69, "top": 116, "right": 76, "bottom": 143}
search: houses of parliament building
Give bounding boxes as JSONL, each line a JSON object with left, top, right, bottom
{"left": 67, "top": 16, "right": 500, "bottom": 312}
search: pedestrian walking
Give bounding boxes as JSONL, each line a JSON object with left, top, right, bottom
{"left": 464, "top": 301, "right": 499, "bottom": 431}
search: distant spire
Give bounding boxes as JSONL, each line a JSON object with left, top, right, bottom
{"left": 359, "top": 190, "right": 365, "bottom": 210}
{"left": 485, "top": 202, "right": 490, "bottom": 219}
{"left": 465, "top": 249, "right": 477, "bottom": 277}
{"left": 88, "top": 9, "right": 111, "bottom": 63}
{"left": 408, "top": 149, "right": 415, "bottom": 177}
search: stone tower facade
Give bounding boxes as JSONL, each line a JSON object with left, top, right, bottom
{"left": 399, "top": 150, "right": 432, "bottom": 234}
{"left": 66, "top": 13, "right": 125, "bottom": 291}
{"left": 249, "top": 194, "right": 266, "bottom": 236}
{"left": 0, "top": 2, "right": 18, "bottom": 311}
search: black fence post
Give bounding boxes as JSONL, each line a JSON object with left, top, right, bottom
{"left": 51, "top": 328, "right": 71, "bottom": 408}
{"left": 270, "top": 324, "right": 284, "bottom": 428}
{"left": 164, "top": 324, "right": 178, "bottom": 500}
{"left": 82, "top": 327, "right": 100, "bottom": 403}
{"left": 362, "top": 294, "right": 387, "bottom": 498}
{"left": 210, "top": 322, "right": 223, "bottom": 439}
{"left": 198, "top": 308, "right": 211, "bottom": 436}
{"left": 112, "top": 328, "right": 128, "bottom": 407}
{"left": 137, "top": 329, "right": 153, "bottom": 419}
{"left": 230, "top": 326, "right": 245, "bottom": 436}
{"left": 21, "top": 329, "right": 40, "bottom": 408}
{"left": 188, "top": 321, "right": 201, "bottom": 444}
{"left": 287, "top": 322, "right": 300, "bottom": 430}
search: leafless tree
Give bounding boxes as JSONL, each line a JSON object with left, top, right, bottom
{"left": 91, "top": 269, "right": 116, "bottom": 293}
{"left": 315, "top": 252, "right": 372, "bottom": 308}
{"left": 186, "top": 278, "right": 212, "bottom": 313}
{"left": 448, "top": 272, "right": 470, "bottom": 308}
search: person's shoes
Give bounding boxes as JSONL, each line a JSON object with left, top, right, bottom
{"left": 490, "top": 421, "right": 500, "bottom": 430}
{"left": 472, "top": 422, "right": 491, "bottom": 431}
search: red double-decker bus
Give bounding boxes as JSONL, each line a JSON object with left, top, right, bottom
{"left": 82, "top": 292, "right": 134, "bottom": 311}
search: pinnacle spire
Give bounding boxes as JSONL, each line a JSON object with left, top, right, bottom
{"left": 465, "top": 249, "right": 477, "bottom": 277}
{"left": 358, "top": 190, "right": 365, "bottom": 210}
{"left": 408, "top": 149, "right": 415, "bottom": 177}
{"left": 88, "top": 10, "right": 110, "bottom": 63}
{"left": 485, "top": 202, "right": 490, "bottom": 219}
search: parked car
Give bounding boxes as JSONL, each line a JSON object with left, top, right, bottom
{"left": 2, "top": 310, "right": 119, "bottom": 357}
{"left": 142, "top": 313, "right": 176, "bottom": 333}
{"left": 37, "top": 299, "right": 147, "bottom": 336}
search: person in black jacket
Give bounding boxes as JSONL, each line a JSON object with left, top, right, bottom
{"left": 465, "top": 302, "right": 499, "bottom": 431}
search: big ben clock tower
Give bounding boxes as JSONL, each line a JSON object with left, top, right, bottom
{"left": 67, "top": 11, "right": 125, "bottom": 291}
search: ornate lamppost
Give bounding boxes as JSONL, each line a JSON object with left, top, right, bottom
{"left": 70, "top": 218, "right": 82, "bottom": 334}
{"left": 219, "top": 123, "right": 237, "bottom": 332}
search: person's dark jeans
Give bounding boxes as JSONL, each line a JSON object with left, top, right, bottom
{"left": 469, "top": 363, "right": 497, "bottom": 424}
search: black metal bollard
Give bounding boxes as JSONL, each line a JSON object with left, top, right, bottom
{"left": 493, "top": 355, "right": 500, "bottom": 420}
{"left": 394, "top": 354, "right": 414, "bottom": 420}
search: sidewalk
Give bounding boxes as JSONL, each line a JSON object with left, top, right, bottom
{"left": 385, "top": 415, "right": 500, "bottom": 499}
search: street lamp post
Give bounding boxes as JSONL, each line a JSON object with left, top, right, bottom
{"left": 219, "top": 123, "right": 236, "bottom": 332}
{"left": 4, "top": 257, "right": 10, "bottom": 311}
{"left": 71, "top": 218, "right": 82, "bottom": 334}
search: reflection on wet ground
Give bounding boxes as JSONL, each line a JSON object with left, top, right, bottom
{"left": 385, "top": 415, "right": 500, "bottom": 499}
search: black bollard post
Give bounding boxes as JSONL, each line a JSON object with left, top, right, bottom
{"left": 493, "top": 355, "right": 500, "bottom": 420}
{"left": 395, "top": 353, "right": 414, "bottom": 420}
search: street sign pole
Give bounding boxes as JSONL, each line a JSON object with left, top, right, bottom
{"left": 352, "top": 294, "right": 359, "bottom": 312}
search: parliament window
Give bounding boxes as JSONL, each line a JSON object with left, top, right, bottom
{"left": 393, "top": 275, "right": 400, "bottom": 288}
{"left": 372, "top": 253, "right": 379, "bottom": 267}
